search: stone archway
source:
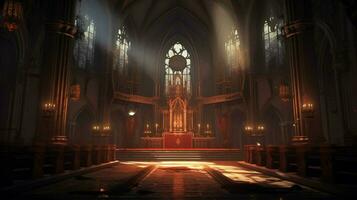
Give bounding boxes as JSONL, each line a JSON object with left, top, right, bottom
{"left": 229, "top": 108, "right": 246, "bottom": 149}
{"left": 111, "top": 110, "right": 127, "bottom": 148}
{"left": 72, "top": 108, "right": 95, "bottom": 145}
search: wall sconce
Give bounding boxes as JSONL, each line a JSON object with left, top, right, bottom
{"left": 92, "top": 123, "right": 111, "bottom": 136}
{"left": 244, "top": 125, "right": 253, "bottom": 132}
{"left": 92, "top": 124, "right": 100, "bottom": 134}
{"left": 302, "top": 103, "right": 314, "bottom": 117}
{"left": 43, "top": 102, "right": 56, "bottom": 117}
{"left": 244, "top": 124, "right": 265, "bottom": 136}
{"left": 103, "top": 124, "right": 111, "bottom": 131}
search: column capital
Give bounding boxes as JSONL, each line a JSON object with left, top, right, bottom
{"left": 283, "top": 20, "right": 313, "bottom": 39}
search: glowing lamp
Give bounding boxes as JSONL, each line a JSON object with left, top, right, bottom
{"left": 257, "top": 125, "right": 265, "bottom": 131}
{"left": 302, "top": 103, "right": 314, "bottom": 118}
{"left": 244, "top": 125, "right": 253, "bottom": 132}
{"left": 92, "top": 125, "right": 100, "bottom": 131}
{"left": 128, "top": 110, "right": 136, "bottom": 116}
{"left": 43, "top": 102, "right": 56, "bottom": 117}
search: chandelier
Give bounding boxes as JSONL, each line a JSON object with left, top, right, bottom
{"left": 1, "top": 0, "right": 23, "bottom": 32}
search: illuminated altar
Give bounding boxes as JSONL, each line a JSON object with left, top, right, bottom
{"left": 140, "top": 43, "right": 214, "bottom": 148}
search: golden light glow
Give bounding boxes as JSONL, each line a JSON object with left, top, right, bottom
{"left": 302, "top": 103, "right": 314, "bottom": 112}
{"left": 128, "top": 110, "right": 136, "bottom": 116}
{"left": 43, "top": 102, "right": 56, "bottom": 114}
{"left": 121, "top": 161, "right": 295, "bottom": 188}
{"left": 244, "top": 125, "right": 253, "bottom": 131}
{"left": 92, "top": 125, "right": 100, "bottom": 131}
{"left": 257, "top": 125, "right": 265, "bottom": 131}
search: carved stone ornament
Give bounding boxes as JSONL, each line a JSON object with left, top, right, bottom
{"left": 46, "top": 20, "right": 77, "bottom": 38}
{"left": 282, "top": 20, "right": 313, "bottom": 38}
{"left": 169, "top": 55, "right": 186, "bottom": 71}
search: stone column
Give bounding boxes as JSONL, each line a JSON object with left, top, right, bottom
{"left": 283, "top": 0, "right": 323, "bottom": 144}
{"left": 38, "top": 0, "right": 76, "bottom": 144}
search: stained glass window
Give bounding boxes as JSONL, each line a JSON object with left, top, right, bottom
{"left": 263, "top": 17, "right": 284, "bottom": 69}
{"left": 165, "top": 42, "right": 191, "bottom": 95}
{"left": 74, "top": 14, "right": 96, "bottom": 69}
{"left": 113, "top": 26, "right": 130, "bottom": 74}
{"left": 225, "top": 29, "right": 241, "bottom": 76}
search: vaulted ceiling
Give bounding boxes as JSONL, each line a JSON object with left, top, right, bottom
{"left": 111, "top": 0, "right": 243, "bottom": 35}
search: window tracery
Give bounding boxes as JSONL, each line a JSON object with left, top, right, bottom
{"left": 165, "top": 42, "right": 191, "bottom": 95}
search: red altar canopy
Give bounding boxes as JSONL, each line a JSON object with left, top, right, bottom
{"left": 163, "top": 132, "right": 193, "bottom": 148}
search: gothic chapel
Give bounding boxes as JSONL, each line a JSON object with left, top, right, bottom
{"left": 0, "top": 0, "right": 357, "bottom": 199}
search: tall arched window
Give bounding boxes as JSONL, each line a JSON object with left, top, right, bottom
{"left": 263, "top": 16, "right": 284, "bottom": 69}
{"left": 225, "top": 28, "right": 241, "bottom": 76}
{"left": 165, "top": 42, "right": 191, "bottom": 95}
{"left": 113, "top": 26, "right": 130, "bottom": 74}
{"left": 74, "top": 0, "right": 96, "bottom": 69}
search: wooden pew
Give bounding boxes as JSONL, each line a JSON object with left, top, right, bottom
{"left": 296, "top": 145, "right": 321, "bottom": 177}
{"left": 91, "top": 145, "right": 101, "bottom": 165}
{"left": 266, "top": 145, "right": 279, "bottom": 169}
{"left": 320, "top": 145, "right": 357, "bottom": 184}
{"left": 279, "top": 145, "right": 297, "bottom": 172}
{"left": 43, "top": 145, "right": 65, "bottom": 175}
{"left": 256, "top": 146, "right": 266, "bottom": 166}
{"left": 64, "top": 145, "right": 80, "bottom": 170}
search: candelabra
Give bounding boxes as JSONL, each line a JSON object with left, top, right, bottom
{"left": 144, "top": 123, "right": 152, "bottom": 137}
{"left": 42, "top": 102, "right": 56, "bottom": 117}
{"left": 204, "top": 123, "right": 212, "bottom": 137}
{"left": 244, "top": 123, "right": 265, "bottom": 136}
{"left": 302, "top": 103, "right": 314, "bottom": 118}
{"left": 92, "top": 123, "right": 111, "bottom": 137}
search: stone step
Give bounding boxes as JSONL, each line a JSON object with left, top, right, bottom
{"left": 116, "top": 149, "right": 241, "bottom": 161}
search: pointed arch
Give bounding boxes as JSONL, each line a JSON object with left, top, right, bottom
{"left": 164, "top": 41, "right": 192, "bottom": 95}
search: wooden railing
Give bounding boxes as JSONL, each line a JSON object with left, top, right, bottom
{"left": 244, "top": 144, "right": 357, "bottom": 184}
{"left": 0, "top": 144, "right": 116, "bottom": 187}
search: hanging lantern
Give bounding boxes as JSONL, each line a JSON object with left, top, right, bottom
{"left": 70, "top": 84, "right": 81, "bottom": 101}
{"left": 1, "top": 0, "right": 23, "bottom": 32}
{"left": 279, "top": 83, "right": 290, "bottom": 102}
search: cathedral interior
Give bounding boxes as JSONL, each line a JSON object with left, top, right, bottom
{"left": 0, "top": 0, "right": 357, "bottom": 199}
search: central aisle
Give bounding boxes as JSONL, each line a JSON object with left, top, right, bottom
{"left": 22, "top": 162, "right": 335, "bottom": 200}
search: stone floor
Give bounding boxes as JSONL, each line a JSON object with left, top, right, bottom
{"left": 18, "top": 161, "right": 336, "bottom": 200}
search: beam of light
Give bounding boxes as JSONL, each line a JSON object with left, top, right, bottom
{"left": 120, "top": 161, "right": 296, "bottom": 188}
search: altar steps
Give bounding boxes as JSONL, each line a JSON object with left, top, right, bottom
{"left": 116, "top": 149, "right": 241, "bottom": 161}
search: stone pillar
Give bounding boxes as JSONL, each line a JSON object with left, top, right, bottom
{"left": 38, "top": 0, "right": 77, "bottom": 144}
{"left": 283, "top": 0, "right": 323, "bottom": 144}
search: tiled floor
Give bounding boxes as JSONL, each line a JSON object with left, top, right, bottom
{"left": 20, "top": 161, "right": 336, "bottom": 200}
